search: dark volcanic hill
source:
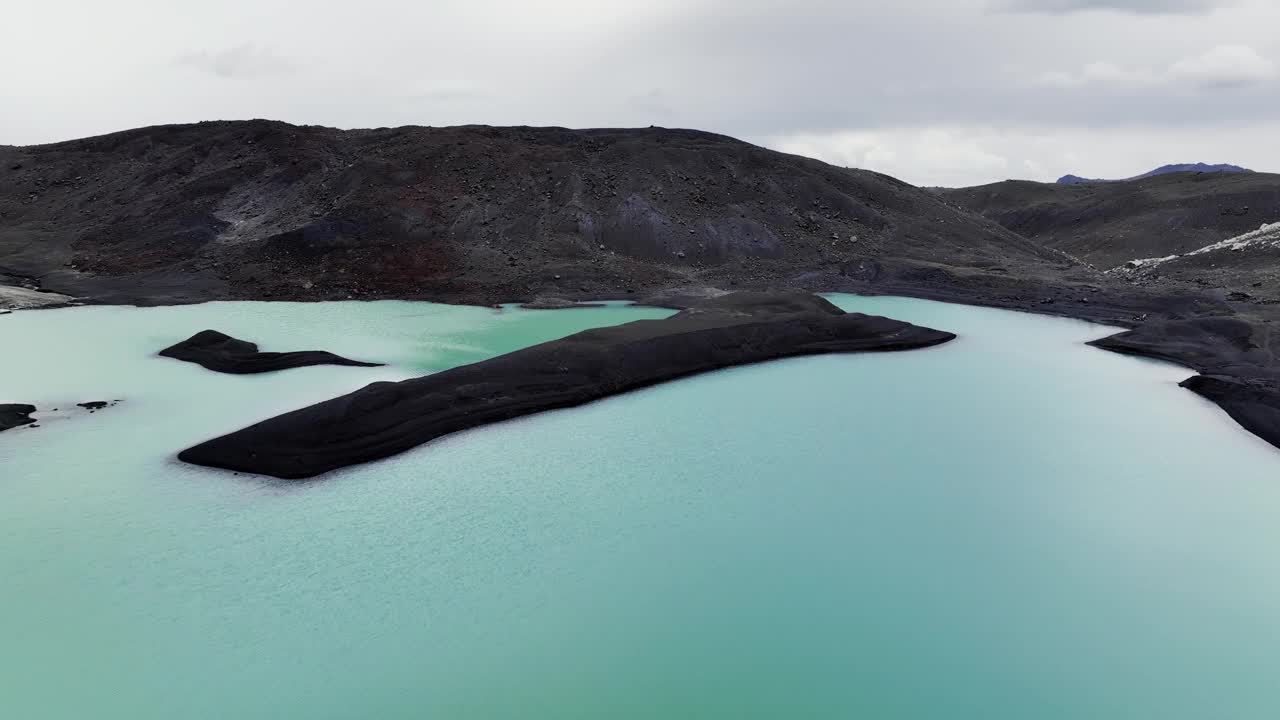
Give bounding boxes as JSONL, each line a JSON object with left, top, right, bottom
{"left": 1057, "top": 163, "right": 1252, "bottom": 185}
{"left": 0, "top": 120, "right": 1080, "bottom": 307}
{"left": 4, "top": 120, "right": 1280, "bottom": 455}
{"left": 941, "top": 171, "right": 1280, "bottom": 271}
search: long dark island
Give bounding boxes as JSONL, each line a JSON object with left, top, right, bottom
{"left": 179, "top": 292, "right": 955, "bottom": 478}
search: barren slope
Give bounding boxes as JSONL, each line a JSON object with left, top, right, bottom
{"left": 942, "top": 171, "right": 1280, "bottom": 271}
{"left": 0, "top": 120, "right": 1073, "bottom": 306}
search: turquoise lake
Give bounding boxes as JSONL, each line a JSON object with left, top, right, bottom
{"left": 2, "top": 295, "right": 1279, "bottom": 718}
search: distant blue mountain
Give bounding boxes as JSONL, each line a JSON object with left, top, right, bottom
{"left": 1057, "top": 163, "right": 1252, "bottom": 185}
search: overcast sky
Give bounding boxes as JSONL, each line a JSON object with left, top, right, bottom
{"left": 4, "top": 0, "right": 1277, "bottom": 186}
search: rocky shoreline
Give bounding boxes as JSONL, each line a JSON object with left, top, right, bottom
{"left": 178, "top": 292, "right": 955, "bottom": 478}
{"left": 0, "top": 404, "right": 37, "bottom": 432}
{"left": 3, "top": 121, "right": 1275, "bottom": 456}
{"left": 7, "top": 270, "right": 1278, "bottom": 456}
{"left": 1180, "top": 375, "right": 1280, "bottom": 449}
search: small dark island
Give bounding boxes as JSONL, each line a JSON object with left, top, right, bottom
{"left": 179, "top": 292, "right": 955, "bottom": 478}
{"left": 1, "top": 404, "right": 37, "bottom": 433}
{"left": 159, "top": 330, "right": 383, "bottom": 374}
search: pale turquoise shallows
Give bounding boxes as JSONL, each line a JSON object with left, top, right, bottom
{"left": 2, "top": 296, "right": 1279, "bottom": 719}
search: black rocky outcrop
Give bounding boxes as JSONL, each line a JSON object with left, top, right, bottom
{"left": 159, "top": 330, "right": 382, "bottom": 374}
{"left": 179, "top": 292, "right": 955, "bottom": 478}
{"left": 1181, "top": 375, "right": 1280, "bottom": 450}
{"left": 0, "top": 404, "right": 37, "bottom": 432}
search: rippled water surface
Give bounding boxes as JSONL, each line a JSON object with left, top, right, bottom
{"left": 2, "top": 296, "right": 1278, "bottom": 719}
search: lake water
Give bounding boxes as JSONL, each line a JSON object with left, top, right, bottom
{"left": 2, "top": 295, "right": 1278, "bottom": 719}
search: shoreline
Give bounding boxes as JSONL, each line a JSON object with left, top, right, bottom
{"left": 5, "top": 277, "right": 1277, "bottom": 455}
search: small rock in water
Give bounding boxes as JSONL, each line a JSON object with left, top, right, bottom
{"left": 78, "top": 401, "right": 109, "bottom": 410}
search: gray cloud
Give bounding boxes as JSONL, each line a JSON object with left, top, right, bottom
{"left": 1168, "top": 45, "right": 1277, "bottom": 87}
{"left": 1037, "top": 45, "right": 1276, "bottom": 90}
{"left": 4, "top": 0, "right": 1280, "bottom": 185}
{"left": 627, "top": 89, "right": 674, "bottom": 118}
{"left": 174, "top": 44, "right": 293, "bottom": 78}
{"left": 995, "top": 0, "right": 1232, "bottom": 13}
{"left": 408, "top": 89, "right": 488, "bottom": 103}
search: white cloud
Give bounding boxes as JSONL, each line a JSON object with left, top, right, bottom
{"left": 1037, "top": 44, "right": 1275, "bottom": 90}
{"left": 628, "top": 89, "right": 674, "bottom": 118}
{"left": 768, "top": 128, "right": 1010, "bottom": 187}
{"left": 5, "top": 0, "right": 1280, "bottom": 188}
{"left": 408, "top": 89, "right": 487, "bottom": 103}
{"left": 759, "top": 123, "right": 1273, "bottom": 187}
{"left": 174, "top": 44, "right": 293, "bottom": 79}
{"left": 1037, "top": 61, "right": 1159, "bottom": 88}
{"left": 1168, "top": 45, "right": 1277, "bottom": 88}
{"left": 997, "top": 0, "right": 1232, "bottom": 13}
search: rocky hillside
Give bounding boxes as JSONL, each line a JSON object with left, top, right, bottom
{"left": 1057, "top": 163, "right": 1251, "bottom": 185}
{"left": 5, "top": 120, "right": 1280, "bottom": 455}
{"left": 1112, "top": 221, "right": 1280, "bottom": 296}
{"left": 942, "top": 171, "right": 1280, "bottom": 271}
{"left": 0, "top": 120, "right": 1077, "bottom": 306}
